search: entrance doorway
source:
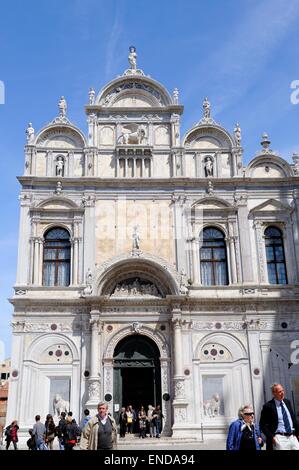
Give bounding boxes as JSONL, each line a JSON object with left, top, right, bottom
{"left": 113, "top": 335, "right": 161, "bottom": 423}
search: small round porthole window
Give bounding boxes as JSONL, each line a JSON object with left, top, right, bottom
{"left": 105, "top": 393, "right": 112, "bottom": 402}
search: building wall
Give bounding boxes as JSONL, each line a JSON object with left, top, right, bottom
{"left": 7, "top": 65, "right": 299, "bottom": 439}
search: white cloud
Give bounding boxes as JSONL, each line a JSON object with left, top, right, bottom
{"left": 104, "top": 6, "right": 124, "bottom": 81}
{"left": 183, "top": 0, "right": 299, "bottom": 119}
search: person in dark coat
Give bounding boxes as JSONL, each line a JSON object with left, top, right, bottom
{"left": 63, "top": 416, "right": 80, "bottom": 451}
{"left": 45, "top": 414, "right": 56, "bottom": 450}
{"left": 119, "top": 407, "right": 127, "bottom": 438}
{"left": 152, "top": 405, "right": 164, "bottom": 438}
{"left": 259, "top": 383, "right": 299, "bottom": 451}
{"left": 56, "top": 412, "right": 66, "bottom": 450}
{"left": 226, "top": 404, "right": 263, "bottom": 450}
{"left": 5, "top": 420, "right": 19, "bottom": 450}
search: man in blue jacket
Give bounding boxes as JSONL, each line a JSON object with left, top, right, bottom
{"left": 227, "top": 404, "right": 263, "bottom": 450}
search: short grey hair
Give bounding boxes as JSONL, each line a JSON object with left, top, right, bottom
{"left": 271, "top": 383, "right": 283, "bottom": 393}
{"left": 238, "top": 404, "right": 253, "bottom": 419}
{"left": 97, "top": 401, "right": 108, "bottom": 409}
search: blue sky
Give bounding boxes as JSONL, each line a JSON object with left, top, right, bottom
{"left": 0, "top": 0, "right": 299, "bottom": 358}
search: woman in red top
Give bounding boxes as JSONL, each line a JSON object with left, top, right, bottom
{"left": 5, "top": 420, "right": 19, "bottom": 450}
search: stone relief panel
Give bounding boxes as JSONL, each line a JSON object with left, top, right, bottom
{"left": 154, "top": 125, "right": 170, "bottom": 146}
{"left": 99, "top": 126, "right": 115, "bottom": 146}
{"left": 113, "top": 94, "right": 153, "bottom": 108}
{"left": 111, "top": 277, "right": 162, "bottom": 298}
{"left": 73, "top": 154, "right": 84, "bottom": 176}
{"left": 50, "top": 378, "right": 70, "bottom": 417}
{"left": 202, "top": 376, "right": 225, "bottom": 418}
{"left": 185, "top": 128, "right": 231, "bottom": 150}
{"left": 118, "top": 123, "right": 147, "bottom": 145}
{"left": 37, "top": 129, "right": 84, "bottom": 149}
{"left": 99, "top": 81, "right": 165, "bottom": 107}
{"left": 200, "top": 343, "right": 232, "bottom": 362}
{"left": 41, "top": 344, "right": 73, "bottom": 364}
{"left": 251, "top": 163, "right": 286, "bottom": 178}
{"left": 174, "top": 407, "right": 187, "bottom": 423}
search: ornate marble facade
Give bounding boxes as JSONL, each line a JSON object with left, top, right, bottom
{"left": 7, "top": 48, "right": 299, "bottom": 440}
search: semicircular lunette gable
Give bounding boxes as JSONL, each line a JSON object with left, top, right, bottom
{"left": 246, "top": 155, "right": 293, "bottom": 178}
{"left": 95, "top": 255, "right": 179, "bottom": 297}
{"left": 36, "top": 126, "right": 86, "bottom": 149}
{"left": 97, "top": 78, "right": 171, "bottom": 108}
{"left": 184, "top": 126, "right": 233, "bottom": 149}
{"left": 37, "top": 197, "right": 80, "bottom": 210}
{"left": 192, "top": 197, "right": 232, "bottom": 210}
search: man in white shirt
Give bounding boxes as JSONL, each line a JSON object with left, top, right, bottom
{"left": 260, "top": 383, "right": 299, "bottom": 450}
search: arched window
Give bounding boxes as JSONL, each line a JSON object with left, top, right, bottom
{"left": 200, "top": 227, "right": 228, "bottom": 285}
{"left": 264, "top": 226, "right": 287, "bottom": 284}
{"left": 43, "top": 228, "right": 71, "bottom": 286}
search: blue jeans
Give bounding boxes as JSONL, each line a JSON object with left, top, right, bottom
{"left": 59, "top": 438, "right": 65, "bottom": 450}
{"left": 155, "top": 419, "right": 161, "bottom": 437}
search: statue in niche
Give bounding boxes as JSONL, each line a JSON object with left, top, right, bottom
{"left": 86, "top": 268, "right": 93, "bottom": 286}
{"left": 132, "top": 226, "right": 140, "bottom": 250}
{"left": 128, "top": 46, "right": 137, "bottom": 70}
{"left": 179, "top": 269, "right": 189, "bottom": 295}
{"left": 234, "top": 123, "right": 241, "bottom": 146}
{"left": 53, "top": 394, "right": 69, "bottom": 417}
{"left": 56, "top": 157, "right": 64, "bottom": 177}
{"left": 26, "top": 122, "right": 35, "bottom": 143}
{"left": 203, "top": 97, "right": 211, "bottom": 119}
{"left": 203, "top": 393, "right": 221, "bottom": 418}
{"left": 58, "top": 96, "right": 67, "bottom": 117}
{"left": 204, "top": 156, "right": 214, "bottom": 177}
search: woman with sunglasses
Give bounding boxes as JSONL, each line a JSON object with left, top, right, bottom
{"left": 226, "top": 405, "right": 264, "bottom": 450}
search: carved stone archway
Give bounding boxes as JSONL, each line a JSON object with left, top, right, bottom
{"left": 103, "top": 325, "right": 172, "bottom": 435}
{"left": 93, "top": 251, "right": 180, "bottom": 298}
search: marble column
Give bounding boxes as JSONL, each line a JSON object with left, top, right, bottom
{"left": 172, "top": 309, "right": 188, "bottom": 437}
{"left": 86, "top": 311, "right": 101, "bottom": 410}
{"left": 237, "top": 200, "right": 254, "bottom": 283}
{"left": 33, "top": 237, "right": 40, "bottom": 285}
{"left": 285, "top": 221, "right": 299, "bottom": 283}
{"left": 228, "top": 236, "right": 237, "bottom": 284}
{"left": 253, "top": 220, "right": 267, "bottom": 283}
{"left": 192, "top": 238, "right": 200, "bottom": 285}
{"left": 173, "top": 318, "right": 183, "bottom": 377}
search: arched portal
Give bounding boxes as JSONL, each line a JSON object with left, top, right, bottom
{"left": 113, "top": 335, "right": 161, "bottom": 423}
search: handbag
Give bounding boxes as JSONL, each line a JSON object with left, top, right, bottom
{"left": 68, "top": 439, "right": 77, "bottom": 445}
{"left": 127, "top": 417, "right": 133, "bottom": 424}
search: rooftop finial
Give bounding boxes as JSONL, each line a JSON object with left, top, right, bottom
{"left": 128, "top": 46, "right": 137, "bottom": 71}
{"left": 234, "top": 123, "right": 242, "bottom": 146}
{"left": 58, "top": 96, "right": 67, "bottom": 117}
{"left": 261, "top": 132, "right": 271, "bottom": 152}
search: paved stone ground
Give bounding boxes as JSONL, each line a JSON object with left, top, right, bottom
{"left": 1, "top": 435, "right": 226, "bottom": 451}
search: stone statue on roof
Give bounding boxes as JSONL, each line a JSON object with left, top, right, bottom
{"left": 26, "top": 122, "right": 35, "bottom": 143}
{"left": 203, "top": 97, "right": 211, "bottom": 119}
{"left": 59, "top": 96, "right": 67, "bottom": 117}
{"left": 128, "top": 46, "right": 137, "bottom": 70}
{"left": 89, "top": 88, "right": 95, "bottom": 105}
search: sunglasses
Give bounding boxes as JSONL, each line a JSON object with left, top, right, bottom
{"left": 244, "top": 412, "right": 254, "bottom": 416}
